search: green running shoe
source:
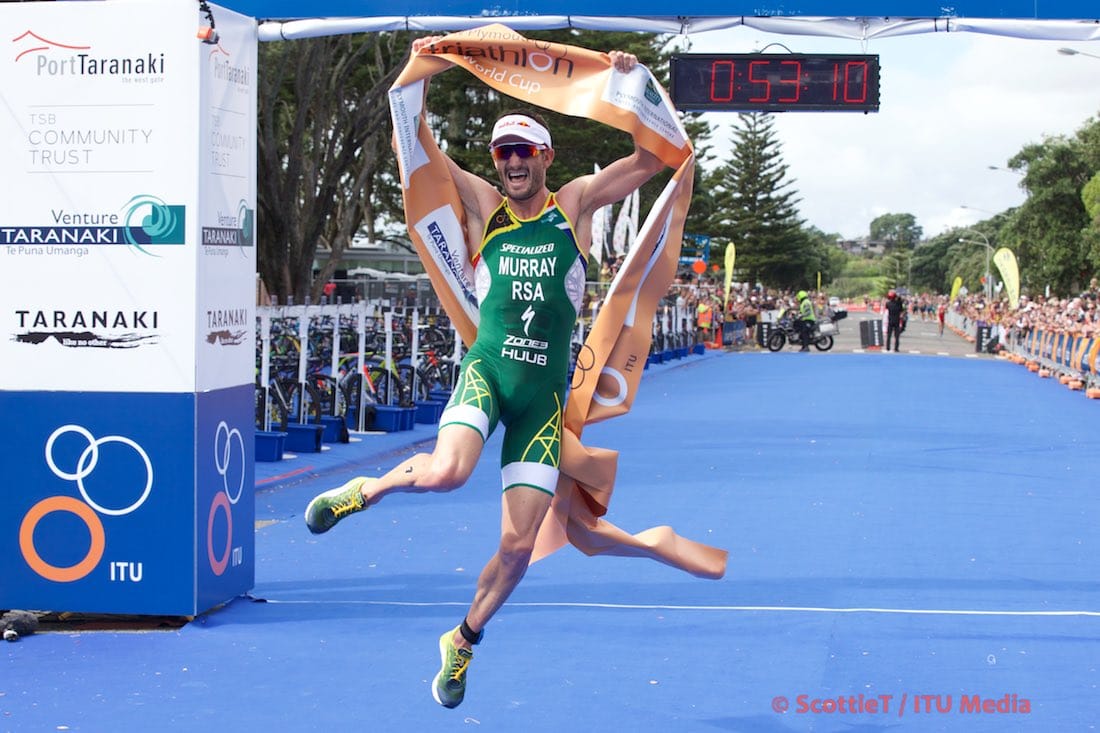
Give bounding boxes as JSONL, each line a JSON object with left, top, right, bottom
{"left": 304, "top": 477, "right": 367, "bottom": 534}
{"left": 431, "top": 627, "right": 473, "bottom": 708}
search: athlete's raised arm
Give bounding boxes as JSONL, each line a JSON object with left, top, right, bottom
{"left": 554, "top": 50, "right": 666, "bottom": 254}
{"left": 408, "top": 36, "right": 502, "bottom": 241}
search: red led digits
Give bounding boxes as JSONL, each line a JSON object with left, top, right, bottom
{"left": 747, "top": 60, "right": 771, "bottom": 103}
{"left": 705, "top": 59, "right": 803, "bottom": 105}
{"left": 833, "top": 60, "right": 869, "bottom": 103}
{"left": 847, "top": 60, "right": 869, "bottom": 103}
{"left": 671, "top": 53, "right": 880, "bottom": 112}
{"left": 777, "top": 60, "right": 801, "bottom": 104}
{"left": 709, "top": 59, "right": 735, "bottom": 103}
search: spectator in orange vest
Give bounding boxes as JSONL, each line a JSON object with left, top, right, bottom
{"left": 696, "top": 296, "right": 713, "bottom": 345}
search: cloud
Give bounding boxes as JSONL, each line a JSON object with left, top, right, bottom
{"left": 692, "top": 30, "right": 1100, "bottom": 240}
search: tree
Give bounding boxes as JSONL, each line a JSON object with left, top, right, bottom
{"left": 1075, "top": 116, "right": 1100, "bottom": 280}
{"left": 1002, "top": 129, "right": 1092, "bottom": 295}
{"left": 869, "top": 212, "right": 922, "bottom": 250}
{"left": 256, "top": 34, "right": 410, "bottom": 303}
{"left": 704, "top": 113, "right": 811, "bottom": 289}
{"left": 802, "top": 226, "right": 844, "bottom": 289}
{"left": 877, "top": 249, "right": 907, "bottom": 293}
{"left": 1084, "top": 171, "right": 1100, "bottom": 279}
{"left": 909, "top": 234, "right": 954, "bottom": 293}
{"left": 830, "top": 255, "right": 882, "bottom": 300}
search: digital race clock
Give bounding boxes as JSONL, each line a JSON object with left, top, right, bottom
{"left": 670, "top": 53, "right": 881, "bottom": 113}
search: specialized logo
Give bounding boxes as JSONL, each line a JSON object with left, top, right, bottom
{"left": 500, "top": 242, "right": 554, "bottom": 255}
{"left": 1, "top": 195, "right": 186, "bottom": 254}
{"left": 208, "top": 421, "right": 246, "bottom": 576}
{"left": 521, "top": 305, "right": 535, "bottom": 336}
{"left": 19, "top": 425, "right": 153, "bottom": 583}
{"left": 12, "top": 308, "right": 160, "bottom": 349}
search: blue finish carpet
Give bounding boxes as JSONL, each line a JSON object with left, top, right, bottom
{"left": 5, "top": 350, "right": 1099, "bottom": 732}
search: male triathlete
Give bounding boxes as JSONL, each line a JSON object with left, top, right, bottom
{"left": 304, "top": 37, "right": 664, "bottom": 709}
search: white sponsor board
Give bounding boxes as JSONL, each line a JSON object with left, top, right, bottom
{"left": 0, "top": 0, "right": 256, "bottom": 393}
{"left": 196, "top": 5, "right": 257, "bottom": 391}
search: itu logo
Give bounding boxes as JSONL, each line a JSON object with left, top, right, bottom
{"left": 19, "top": 425, "right": 153, "bottom": 583}
{"left": 209, "top": 421, "right": 246, "bottom": 576}
{"left": 569, "top": 342, "right": 634, "bottom": 410}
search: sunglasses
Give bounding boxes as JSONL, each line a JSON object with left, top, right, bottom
{"left": 490, "top": 143, "right": 547, "bottom": 161}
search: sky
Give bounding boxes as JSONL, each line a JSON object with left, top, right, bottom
{"left": 682, "top": 28, "right": 1100, "bottom": 241}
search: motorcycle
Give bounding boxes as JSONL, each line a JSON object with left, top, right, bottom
{"left": 766, "top": 309, "right": 848, "bottom": 352}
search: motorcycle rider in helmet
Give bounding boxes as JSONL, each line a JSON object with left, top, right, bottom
{"left": 795, "top": 290, "right": 816, "bottom": 352}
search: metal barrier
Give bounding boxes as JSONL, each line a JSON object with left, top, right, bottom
{"left": 1003, "top": 327, "right": 1100, "bottom": 396}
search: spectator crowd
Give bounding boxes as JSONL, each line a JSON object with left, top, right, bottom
{"left": 584, "top": 265, "right": 1100, "bottom": 354}
{"left": 942, "top": 278, "right": 1100, "bottom": 348}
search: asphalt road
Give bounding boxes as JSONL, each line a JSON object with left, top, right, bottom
{"left": 765, "top": 308, "right": 991, "bottom": 359}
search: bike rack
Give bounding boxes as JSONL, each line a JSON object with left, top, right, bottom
{"left": 255, "top": 295, "right": 707, "bottom": 451}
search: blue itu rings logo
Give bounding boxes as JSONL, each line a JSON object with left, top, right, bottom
{"left": 19, "top": 425, "right": 153, "bottom": 583}
{"left": 208, "top": 421, "right": 245, "bottom": 576}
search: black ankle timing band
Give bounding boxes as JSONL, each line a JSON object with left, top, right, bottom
{"left": 459, "top": 618, "right": 483, "bottom": 645}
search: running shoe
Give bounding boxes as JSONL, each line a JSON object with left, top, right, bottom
{"left": 304, "top": 477, "right": 368, "bottom": 534}
{"left": 431, "top": 627, "right": 473, "bottom": 708}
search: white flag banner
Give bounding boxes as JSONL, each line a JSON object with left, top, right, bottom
{"left": 589, "top": 164, "right": 609, "bottom": 266}
{"left": 611, "top": 192, "right": 632, "bottom": 256}
{"left": 628, "top": 188, "right": 639, "bottom": 246}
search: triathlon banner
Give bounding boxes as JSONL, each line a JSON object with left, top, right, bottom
{"left": 0, "top": 0, "right": 257, "bottom": 615}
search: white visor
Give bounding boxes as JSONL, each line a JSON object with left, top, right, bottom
{"left": 490, "top": 115, "right": 552, "bottom": 149}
